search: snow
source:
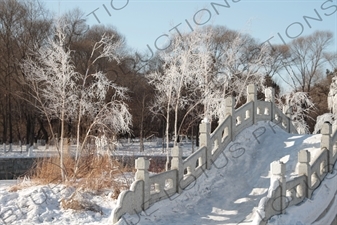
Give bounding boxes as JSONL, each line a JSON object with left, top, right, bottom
{"left": 0, "top": 182, "right": 118, "bottom": 225}
{"left": 268, "top": 177, "right": 280, "bottom": 197}
{"left": 0, "top": 180, "right": 18, "bottom": 188}
{"left": 268, "top": 163, "right": 337, "bottom": 225}
{"left": 117, "top": 121, "right": 328, "bottom": 225}
{"left": 313, "top": 113, "right": 335, "bottom": 134}
{"left": 1, "top": 121, "right": 336, "bottom": 225}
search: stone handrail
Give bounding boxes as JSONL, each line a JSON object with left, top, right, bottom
{"left": 112, "top": 180, "right": 144, "bottom": 223}
{"left": 256, "top": 101, "right": 272, "bottom": 121}
{"left": 311, "top": 148, "right": 328, "bottom": 190}
{"left": 180, "top": 146, "right": 207, "bottom": 190}
{"left": 285, "top": 175, "right": 307, "bottom": 207}
{"left": 148, "top": 169, "right": 177, "bottom": 205}
{"left": 234, "top": 101, "right": 254, "bottom": 136}
{"left": 210, "top": 115, "right": 231, "bottom": 160}
{"left": 255, "top": 122, "right": 337, "bottom": 225}
{"left": 111, "top": 84, "right": 298, "bottom": 224}
{"left": 331, "top": 126, "right": 337, "bottom": 164}
{"left": 274, "top": 106, "right": 297, "bottom": 134}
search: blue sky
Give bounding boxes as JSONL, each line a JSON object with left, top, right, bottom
{"left": 42, "top": 0, "right": 337, "bottom": 55}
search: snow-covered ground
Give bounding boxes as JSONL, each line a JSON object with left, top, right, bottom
{"left": 0, "top": 121, "right": 336, "bottom": 225}
{"left": 0, "top": 181, "right": 117, "bottom": 224}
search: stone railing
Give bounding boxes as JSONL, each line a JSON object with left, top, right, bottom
{"left": 111, "top": 84, "right": 298, "bottom": 224}
{"left": 254, "top": 122, "right": 337, "bottom": 225}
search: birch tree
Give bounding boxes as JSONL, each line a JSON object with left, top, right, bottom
{"left": 147, "top": 30, "right": 213, "bottom": 148}
{"left": 22, "top": 22, "right": 77, "bottom": 181}
{"left": 147, "top": 30, "right": 214, "bottom": 171}
{"left": 277, "top": 92, "right": 315, "bottom": 134}
{"left": 196, "top": 25, "right": 273, "bottom": 120}
{"left": 71, "top": 27, "right": 130, "bottom": 168}
{"left": 148, "top": 26, "right": 273, "bottom": 152}
{"left": 22, "top": 20, "right": 132, "bottom": 180}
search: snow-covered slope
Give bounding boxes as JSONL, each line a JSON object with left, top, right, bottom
{"left": 1, "top": 121, "right": 336, "bottom": 225}
{"left": 118, "top": 121, "right": 324, "bottom": 225}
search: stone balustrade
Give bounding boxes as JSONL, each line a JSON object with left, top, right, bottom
{"left": 112, "top": 84, "right": 299, "bottom": 224}
{"left": 255, "top": 122, "right": 337, "bottom": 224}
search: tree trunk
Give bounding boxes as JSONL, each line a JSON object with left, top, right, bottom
{"left": 165, "top": 100, "right": 171, "bottom": 171}
{"left": 75, "top": 109, "right": 81, "bottom": 160}
{"left": 2, "top": 110, "right": 7, "bottom": 144}
{"left": 166, "top": 103, "right": 170, "bottom": 151}
{"left": 38, "top": 118, "right": 49, "bottom": 143}
{"left": 191, "top": 125, "right": 194, "bottom": 153}
{"left": 29, "top": 116, "right": 35, "bottom": 146}
{"left": 25, "top": 115, "right": 31, "bottom": 145}
{"left": 8, "top": 93, "right": 13, "bottom": 144}
{"left": 174, "top": 101, "right": 179, "bottom": 146}
{"left": 196, "top": 123, "right": 199, "bottom": 147}
{"left": 60, "top": 99, "right": 66, "bottom": 181}
{"left": 139, "top": 96, "right": 145, "bottom": 152}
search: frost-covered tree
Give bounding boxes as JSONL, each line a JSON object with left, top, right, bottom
{"left": 147, "top": 30, "right": 213, "bottom": 149}
{"left": 22, "top": 20, "right": 131, "bottom": 180}
{"left": 277, "top": 92, "right": 315, "bottom": 134}
{"left": 328, "top": 69, "right": 337, "bottom": 115}
{"left": 22, "top": 21, "right": 77, "bottom": 181}
{"left": 324, "top": 69, "right": 337, "bottom": 131}
{"left": 147, "top": 29, "right": 214, "bottom": 171}
{"left": 148, "top": 26, "right": 274, "bottom": 153}
{"left": 313, "top": 113, "right": 334, "bottom": 134}
{"left": 71, "top": 28, "right": 131, "bottom": 170}
{"left": 199, "top": 26, "right": 273, "bottom": 119}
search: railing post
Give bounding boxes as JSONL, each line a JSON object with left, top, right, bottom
{"left": 321, "top": 122, "right": 333, "bottom": 173}
{"left": 282, "top": 105, "right": 292, "bottom": 133}
{"left": 298, "top": 150, "right": 312, "bottom": 198}
{"left": 199, "top": 119, "right": 212, "bottom": 170}
{"left": 271, "top": 161, "right": 286, "bottom": 214}
{"left": 27, "top": 146, "right": 31, "bottom": 156}
{"left": 171, "top": 145, "right": 183, "bottom": 193}
{"left": 225, "top": 96, "right": 235, "bottom": 141}
{"left": 265, "top": 87, "right": 275, "bottom": 122}
{"left": 135, "top": 157, "right": 150, "bottom": 210}
{"left": 247, "top": 84, "right": 257, "bottom": 124}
